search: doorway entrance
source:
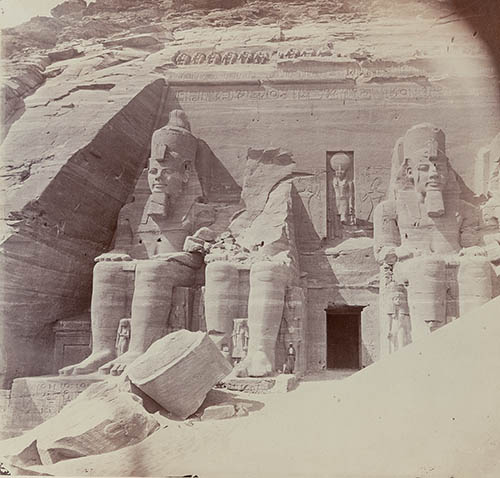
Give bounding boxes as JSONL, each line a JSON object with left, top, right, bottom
{"left": 326, "top": 306, "right": 363, "bottom": 370}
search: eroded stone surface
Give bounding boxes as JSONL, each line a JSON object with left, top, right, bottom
{"left": 1, "top": 379, "right": 159, "bottom": 467}
{"left": 5, "top": 375, "right": 103, "bottom": 436}
{"left": 0, "top": 76, "right": 165, "bottom": 386}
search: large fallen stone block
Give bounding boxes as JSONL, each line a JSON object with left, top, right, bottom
{"left": 2, "top": 379, "right": 160, "bottom": 466}
{"left": 127, "top": 330, "right": 233, "bottom": 420}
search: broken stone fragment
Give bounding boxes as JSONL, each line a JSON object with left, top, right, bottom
{"left": 2, "top": 379, "right": 160, "bottom": 467}
{"left": 193, "top": 226, "right": 218, "bottom": 242}
{"left": 48, "top": 47, "right": 80, "bottom": 62}
{"left": 201, "top": 404, "right": 236, "bottom": 421}
{"left": 183, "top": 235, "right": 205, "bottom": 253}
{"left": 127, "top": 330, "right": 233, "bottom": 420}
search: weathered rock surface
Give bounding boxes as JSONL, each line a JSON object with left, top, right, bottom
{"left": 1, "top": 59, "right": 47, "bottom": 139}
{"left": 103, "top": 34, "right": 162, "bottom": 51}
{"left": 1, "top": 379, "right": 159, "bottom": 467}
{"left": 50, "top": 0, "right": 87, "bottom": 19}
{"left": 0, "top": 74, "right": 164, "bottom": 386}
{"left": 127, "top": 330, "right": 233, "bottom": 419}
{"left": 47, "top": 47, "right": 81, "bottom": 62}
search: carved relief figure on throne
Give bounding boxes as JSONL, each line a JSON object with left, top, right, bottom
{"left": 59, "top": 109, "right": 216, "bottom": 377}
{"left": 374, "top": 123, "right": 494, "bottom": 347}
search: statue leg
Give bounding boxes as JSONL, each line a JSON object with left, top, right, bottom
{"left": 403, "top": 257, "right": 446, "bottom": 341}
{"left": 59, "top": 261, "right": 133, "bottom": 375}
{"left": 99, "top": 259, "right": 195, "bottom": 376}
{"left": 458, "top": 256, "right": 492, "bottom": 316}
{"left": 204, "top": 261, "right": 239, "bottom": 349}
{"left": 239, "top": 261, "right": 287, "bottom": 377}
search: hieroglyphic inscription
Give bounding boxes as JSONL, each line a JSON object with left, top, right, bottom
{"left": 173, "top": 85, "right": 443, "bottom": 103}
{"left": 8, "top": 377, "right": 101, "bottom": 431}
{"left": 358, "top": 166, "right": 388, "bottom": 222}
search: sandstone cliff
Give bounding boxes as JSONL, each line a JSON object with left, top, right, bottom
{"left": 0, "top": 0, "right": 498, "bottom": 385}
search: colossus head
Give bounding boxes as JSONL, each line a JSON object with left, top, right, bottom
{"left": 402, "top": 123, "right": 450, "bottom": 217}
{"left": 147, "top": 110, "right": 198, "bottom": 220}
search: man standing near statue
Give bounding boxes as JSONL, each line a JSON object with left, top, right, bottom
{"left": 283, "top": 343, "right": 296, "bottom": 374}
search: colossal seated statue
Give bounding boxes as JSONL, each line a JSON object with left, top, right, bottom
{"left": 203, "top": 148, "right": 301, "bottom": 378}
{"left": 374, "top": 123, "right": 494, "bottom": 348}
{"left": 60, "top": 110, "right": 216, "bottom": 376}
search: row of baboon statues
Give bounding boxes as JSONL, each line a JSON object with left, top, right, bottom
{"left": 173, "top": 46, "right": 335, "bottom": 65}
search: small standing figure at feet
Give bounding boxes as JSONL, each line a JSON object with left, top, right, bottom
{"left": 115, "top": 318, "right": 131, "bottom": 357}
{"left": 386, "top": 284, "right": 411, "bottom": 354}
{"left": 231, "top": 319, "right": 249, "bottom": 364}
{"left": 283, "top": 343, "right": 296, "bottom": 374}
{"left": 221, "top": 343, "right": 232, "bottom": 364}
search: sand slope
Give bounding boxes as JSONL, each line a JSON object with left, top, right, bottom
{"left": 34, "top": 296, "right": 500, "bottom": 477}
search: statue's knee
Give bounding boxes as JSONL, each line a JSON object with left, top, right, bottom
{"left": 206, "top": 261, "right": 238, "bottom": 282}
{"left": 403, "top": 256, "right": 446, "bottom": 287}
{"left": 94, "top": 260, "right": 129, "bottom": 275}
{"left": 458, "top": 256, "right": 492, "bottom": 295}
{"left": 93, "top": 260, "right": 133, "bottom": 289}
{"left": 250, "top": 261, "right": 288, "bottom": 283}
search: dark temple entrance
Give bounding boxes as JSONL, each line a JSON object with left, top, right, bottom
{"left": 326, "top": 305, "right": 363, "bottom": 370}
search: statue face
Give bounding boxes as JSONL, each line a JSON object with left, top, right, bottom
{"left": 333, "top": 163, "right": 348, "bottom": 180}
{"left": 148, "top": 152, "right": 188, "bottom": 197}
{"left": 407, "top": 146, "right": 449, "bottom": 196}
{"left": 392, "top": 294, "right": 402, "bottom": 306}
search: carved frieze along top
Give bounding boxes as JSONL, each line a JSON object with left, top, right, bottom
{"left": 173, "top": 47, "right": 335, "bottom": 66}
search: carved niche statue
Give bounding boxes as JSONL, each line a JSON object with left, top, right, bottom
{"left": 60, "top": 110, "right": 216, "bottom": 376}
{"left": 330, "top": 152, "right": 355, "bottom": 226}
{"left": 374, "top": 123, "right": 493, "bottom": 344}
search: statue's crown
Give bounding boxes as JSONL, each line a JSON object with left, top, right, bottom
{"left": 151, "top": 109, "right": 197, "bottom": 162}
{"left": 167, "top": 109, "right": 191, "bottom": 132}
{"left": 403, "top": 123, "right": 445, "bottom": 158}
{"left": 329, "top": 152, "right": 352, "bottom": 170}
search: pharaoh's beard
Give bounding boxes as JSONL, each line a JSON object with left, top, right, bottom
{"left": 146, "top": 191, "right": 173, "bottom": 221}
{"left": 424, "top": 189, "right": 445, "bottom": 217}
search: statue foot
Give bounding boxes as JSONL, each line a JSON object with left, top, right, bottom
{"left": 59, "top": 350, "right": 115, "bottom": 376}
{"left": 238, "top": 351, "right": 273, "bottom": 377}
{"left": 98, "top": 351, "right": 142, "bottom": 376}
